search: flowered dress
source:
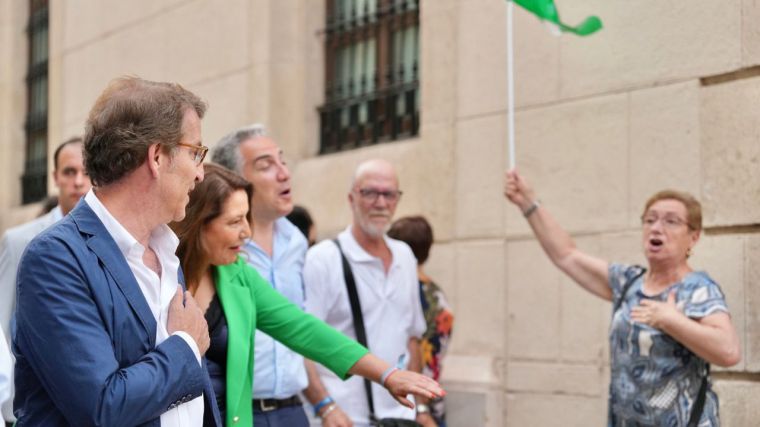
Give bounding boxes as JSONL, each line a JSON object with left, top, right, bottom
{"left": 608, "top": 264, "right": 729, "bottom": 427}
{"left": 419, "top": 279, "right": 454, "bottom": 426}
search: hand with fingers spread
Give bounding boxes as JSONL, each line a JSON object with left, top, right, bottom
{"left": 167, "top": 285, "right": 210, "bottom": 355}
{"left": 382, "top": 369, "right": 445, "bottom": 409}
{"left": 630, "top": 290, "right": 682, "bottom": 330}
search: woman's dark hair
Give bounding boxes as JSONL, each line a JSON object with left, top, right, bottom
{"left": 170, "top": 163, "right": 252, "bottom": 291}
{"left": 388, "top": 215, "right": 434, "bottom": 265}
{"left": 84, "top": 76, "right": 207, "bottom": 187}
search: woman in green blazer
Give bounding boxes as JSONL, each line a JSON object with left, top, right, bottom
{"left": 171, "top": 163, "right": 443, "bottom": 426}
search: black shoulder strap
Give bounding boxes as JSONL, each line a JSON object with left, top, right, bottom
{"left": 613, "top": 265, "right": 646, "bottom": 313}
{"left": 333, "top": 239, "right": 378, "bottom": 422}
{"left": 613, "top": 264, "right": 708, "bottom": 426}
{"left": 687, "top": 365, "right": 710, "bottom": 427}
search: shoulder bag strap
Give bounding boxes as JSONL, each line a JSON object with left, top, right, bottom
{"left": 333, "top": 239, "right": 378, "bottom": 423}
{"left": 613, "top": 264, "right": 708, "bottom": 426}
{"left": 613, "top": 265, "right": 647, "bottom": 313}
{"left": 687, "top": 362, "right": 711, "bottom": 427}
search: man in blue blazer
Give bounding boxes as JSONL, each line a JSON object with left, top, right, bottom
{"left": 13, "top": 77, "right": 221, "bottom": 427}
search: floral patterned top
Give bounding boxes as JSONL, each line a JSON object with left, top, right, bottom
{"left": 419, "top": 279, "right": 454, "bottom": 425}
{"left": 608, "top": 264, "right": 729, "bottom": 427}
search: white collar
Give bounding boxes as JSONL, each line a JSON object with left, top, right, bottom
{"left": 84, "top": 189, "right": 179, "bottom": 259}
{"left": 338, "top": 225, "right": 397, "bottom": 264}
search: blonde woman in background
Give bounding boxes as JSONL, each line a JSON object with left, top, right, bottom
{"left": 504, "top": 169, "right": 740, "bottom": 426}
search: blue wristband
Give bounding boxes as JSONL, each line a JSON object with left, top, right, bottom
{"left": 313, "top": 396, "right": 334, "bottom": 416}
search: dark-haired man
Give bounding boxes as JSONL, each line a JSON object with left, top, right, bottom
{"left": 0, "top": 137, "right": 90, "bottom": 424}
{"left": 13, "top": 77, "right": 220, "bottom": 426}
{"left": 0, "top": 138, "right": 90, "bottom": 338}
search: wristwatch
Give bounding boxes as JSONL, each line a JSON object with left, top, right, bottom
{"left": 416, "top": 403, "right": 431, "bottom": 414}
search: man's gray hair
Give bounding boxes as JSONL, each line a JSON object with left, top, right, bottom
{"left": 211, "top": 123, "right": 267, "bottom": 173}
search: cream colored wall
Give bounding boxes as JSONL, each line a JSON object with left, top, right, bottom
{"left": 1, "top": 0, "right": 759, "bottom": 425}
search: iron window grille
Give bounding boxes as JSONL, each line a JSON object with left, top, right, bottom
{"left": 22, "top": 0, "right": 49, "bottom": 204}
{"left": 319, "top": 0, "right": 420, "bottom": 154}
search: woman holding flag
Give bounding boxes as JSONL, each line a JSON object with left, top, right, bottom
{"left": 504, "top": 169, "right": 740, "bottom": 426}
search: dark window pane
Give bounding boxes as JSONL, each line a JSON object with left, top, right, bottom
{"left": 320, "top": 0, "right": 419, "bottom": 153}
{"left": 31, "top": 25, "right": 48, "bottom": 65}
{"left": 23, "top": 0, "right": 48, "bottom": 204}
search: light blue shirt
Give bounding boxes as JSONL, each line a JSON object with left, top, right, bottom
{"left": 245, "top": 217, "right": 309, "bottom": 399}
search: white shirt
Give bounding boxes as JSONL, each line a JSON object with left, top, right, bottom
{"left": 0, "top": 328, "right": 11, "bottom": 414}
{"left": 303, "top": 226, "right": 426, "bottom": 426}
{"left": 85, "top": 190, "right": 203, "bottom": 426}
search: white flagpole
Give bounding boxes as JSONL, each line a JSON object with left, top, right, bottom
{"left": 507, "top": 0, "right": 516, "bottom": 170}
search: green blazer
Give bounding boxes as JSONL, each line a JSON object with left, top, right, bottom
{"left": 214, "top": 257, "right": 368, "bottom": 427}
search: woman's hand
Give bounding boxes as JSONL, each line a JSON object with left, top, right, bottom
{"left": 631, "top": 290, "right": 741, "bottom": 367}
{"left": 630, "top": 290, "right": 682, "bottom": 329}
{"left": 320, "top": 405, "right": 353, "bottom": 427}
{"left": 504, "top": 169, "right": 537, "bottom": 211}
{"left": 416, "top": 412, "right": 437, "bottom": 427}
{"left": 383, "top": 370, "right": 444, "bottom": 409}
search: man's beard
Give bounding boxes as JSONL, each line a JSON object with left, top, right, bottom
{"left": 357, "top": 211, "right": 391, "bottom": 238}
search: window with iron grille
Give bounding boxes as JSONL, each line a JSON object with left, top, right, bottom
{"left": 22, "top": 0, "right": 49, "bottom": 204}
{"left": 319, "top": 0, "right": 419, "bottom": 153}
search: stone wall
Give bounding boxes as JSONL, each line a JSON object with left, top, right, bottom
{"left": 0, "top": 0, "right": 757, "bottom": 425}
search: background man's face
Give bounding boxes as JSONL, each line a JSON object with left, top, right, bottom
{"left": 53, "top": 143, "right": 91, "bottom": 214}
{"left": 350, "top": 171, "right": 400, "bottom": 239}
{"left": 239, "top": 136, "right": 293, "bottom": 221}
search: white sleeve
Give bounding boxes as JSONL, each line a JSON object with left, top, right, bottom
{"left": 407, "top": 264, "right": 426, "bottom": 339}
{"left": 0, "top": 328, "right": 12, "bottom": 409}
{"left": 303, "top": 244, "right": 336, "bottom": 321}
{"left": 0, "top": 232, "right": 17, "bottom": 340}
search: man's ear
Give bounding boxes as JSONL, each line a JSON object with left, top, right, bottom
{"left": 147, "top": 143, "right": 163, "bottom": 178}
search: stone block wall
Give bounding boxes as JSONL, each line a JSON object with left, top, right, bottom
{"left": 0, "top": 1, "right": 758, "bottom": 425}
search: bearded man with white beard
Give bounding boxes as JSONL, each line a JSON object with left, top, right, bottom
{"left": 303, "top": 159, "right": 428, "bottom": 427}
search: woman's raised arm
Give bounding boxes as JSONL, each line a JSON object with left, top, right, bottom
{"left": 504, "top": 169, "right": 611, "bottom": 301}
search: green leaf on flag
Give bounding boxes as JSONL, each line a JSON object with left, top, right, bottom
{"left": 511, "top": 0, "right": 602, "bottom": 36}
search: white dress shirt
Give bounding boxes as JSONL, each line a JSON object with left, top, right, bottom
{"left": 85, "top": 190, "right": 203, "bottom": 426}
{"left": 303, "top": 226, "right": 426, "bottom": 426}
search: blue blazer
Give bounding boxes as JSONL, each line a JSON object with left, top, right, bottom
{"left": 13, "top": 199, "right": 221, "bottom": 427}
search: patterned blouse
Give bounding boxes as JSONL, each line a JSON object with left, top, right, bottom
{"left": 607, "top": 264, "right": 729, "bottom": 427}
{"left": 419, "top": 279, "right": 454, "bottom": 425}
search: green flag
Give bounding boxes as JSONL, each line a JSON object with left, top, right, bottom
{"left": 512, "top": 0, "right": 602, "bottom": 36}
